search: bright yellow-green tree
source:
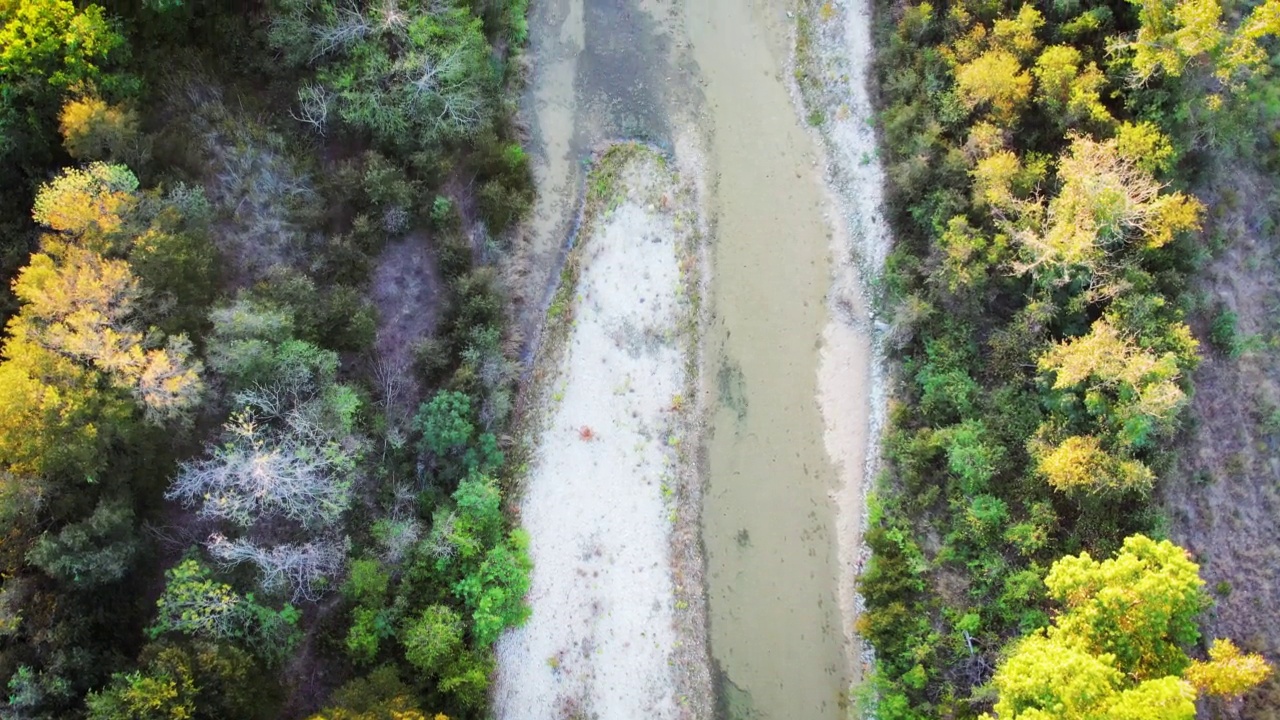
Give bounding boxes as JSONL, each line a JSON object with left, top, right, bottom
{"left": 956, "top": 50, "right": 1033, "bottom": 123}
{"left": 985, "top": 536, "right": 1271, "bottom": 718}
{"left": 1032, "top": 45, "right": 1110, "bottom": 127}
{"left": 1128, "top": 0, "right": 1280, "bottom": 86}
{"left": 0, "top": 0, "right": 130, "bottom": 173}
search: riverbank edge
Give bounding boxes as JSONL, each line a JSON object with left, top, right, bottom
{"left": 789, "top": 0, "right": 895, "bottom": 706}
{"left": 501, "top": 141, "right": 715, "bottom": 719}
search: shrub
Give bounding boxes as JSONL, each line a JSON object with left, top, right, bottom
{"left": 343, "top": 559, "right": 390, "bottom": 605}
{"left": 452, "top": 531, "right": 531, "bottom": 646}
{"left": 402, "top": 605, "right": 463, "bottom": 675}
{"left": 1209, "top": 307, "right": 1240, "bottom": 356}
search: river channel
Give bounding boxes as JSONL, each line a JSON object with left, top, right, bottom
{"left": 514, "top": 0, "right": 867, "bottom": 715}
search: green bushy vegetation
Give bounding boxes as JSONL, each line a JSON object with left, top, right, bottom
{"left": 856, "top": 0, "right": 1280, "bottom": 714}
{"left": 0, "top": 0, "right": 534, "bottom": 716}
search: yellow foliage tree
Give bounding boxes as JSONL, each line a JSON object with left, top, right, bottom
{"left": 1012, "top": 134, "right": 1202, "bottom": 285}
{"left": 1218, "top": 0, "right": 1280, "bottom": 82}
{"left": 1129, "top": 0, "right": 1225, "bottom": 81}
{"left": 11, "top": 240, "right": 204, "bottom": 423}
{"left": 985, "top": 536, "right": 1271, "bottom": 718}
{"left": 0, "top": 163, "right": 206, "bottom": 485}
{"left": 1114, "top": 120, "right": 1175, "bottom": 175}
{"left": 1129, "top": 0, "right": 1280, "bottom": 87}
{"left": 1037, "top": 316, "right": 1191, "bottom": 451}
{"left": 306, "top": 694, "right": 447, "bottom": 720}
{"left": 991, "top": 5, "right": 1044, "bottom": 60}
{"left": 936, "top": 215, "right": 1007, "bottom": 291}
{"left": 1032, "top": 434, "right": 1155, "bottom": 493}
{"left": 1185, "top": 639, "right": 1273, "bottom": 698}
{"left": 58, "top": 95, "right": 143, "bottom": 163}
{"left": 955, "top": 49, "right": 1033, "bottom": 123}
{"left": 31, "top": 162, "right": 139, "bottom": 240}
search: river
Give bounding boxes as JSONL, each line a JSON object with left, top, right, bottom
{"left": 511, "top": 0, "right": 873, "bottom": 715}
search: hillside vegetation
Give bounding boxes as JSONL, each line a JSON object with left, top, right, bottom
{"left": 861, "top": 0, "right": 1280, "bottom": 715}
{"left": 0, "top": 0, "right": 533, "bottom": 717}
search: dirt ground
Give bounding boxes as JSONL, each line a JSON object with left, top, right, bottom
{"left": 369, "top": 234, "right": 445, "bottom": 375}
{"left": 1162, "top": 165, "right": 1280, "bottom": 718}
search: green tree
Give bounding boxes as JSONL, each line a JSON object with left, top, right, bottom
{"left": 402, "top": 605, "right": 463, "bottom": 675}
{"left": 26, "top": 496, "right": 139, "bottom": 587}
{"left": 85, "top": 668, "right": 198, "bottom": 720}
{"left": 452, "top": 530, "right": 531, "bottom": 645}
{"left": 149, "top": 559, "right": 301, "bottom": 663}
{"left": 415, "top": 390, "right": 475, "bottom": 458}
{"left": 306, "top": 666, "right": 437, "bottom": 720}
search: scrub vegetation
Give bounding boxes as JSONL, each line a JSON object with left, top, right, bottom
{"left": 859, "top": 0, "right": 1280, "bottom": 715}
{"left": 0, "top": 0, "right": 533, "bottom": 717}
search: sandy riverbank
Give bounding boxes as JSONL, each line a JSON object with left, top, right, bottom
{"left": 493, "top": 144, "right": 711, "bottom": 720}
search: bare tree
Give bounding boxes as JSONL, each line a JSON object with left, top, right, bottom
{"left": 372, "top": 483, "right": 422, "bottom": 565}
{"left": 291, "top": 82, "right": 333, "bottom": 136}
{"left": 398, "top": 44, "right": 487, "bottom": 135}
{"left": 309, "top": 1, "right": 371, "bottom": 61}
{"left": 209, "top": 533, "right": 349, "bottom": 602}
{"left": 136, "top": 335, "right": 205, "bottom": 424}
{"left": 371, "top": 0, "right": 409, "bottom": 33}
{"left": 165, "top": 410, "right": 353, "bottom": 528}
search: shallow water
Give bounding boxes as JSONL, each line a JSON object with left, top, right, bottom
{"left": 514, "top": 0, "right": 691, "bottom": 343}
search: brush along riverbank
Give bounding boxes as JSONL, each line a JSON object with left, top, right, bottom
{"left": 493, "top": 143, "right": 712, "bottom": 720}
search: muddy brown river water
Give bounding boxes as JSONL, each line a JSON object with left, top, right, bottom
{"left": 687, "top": 1, "right": 853, "bottom": 716}
{"left": 512, "top": 0, "right": 867, "bottom": 715}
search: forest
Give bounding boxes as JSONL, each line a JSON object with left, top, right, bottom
{"left": 861, "top": 0, "right": 1280, "bottom": 716}
{"left": 0, "top": 0, "right": 534, "bottom": 717}
{"left": 4, "top": 0, "right": 1280, "bottom": 716}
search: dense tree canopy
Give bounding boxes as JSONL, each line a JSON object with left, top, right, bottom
{"left": 849, "top": 0, "right": 1280, "bottom": 712}
{"left": 0, "top": 0, "right": 532, "bottom": 714}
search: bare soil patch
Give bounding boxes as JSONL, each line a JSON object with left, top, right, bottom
{"left": 370, "top": 234, "right": 446, "bottom": 374}
{"left": 792, "top": 0, "right": 894, "bottom": 687}
{"left": 1162, "top": 165, "right": 1280, "bottom": 717}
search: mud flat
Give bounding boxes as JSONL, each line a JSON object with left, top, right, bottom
{"left": 493, "top": 144, "right": 711, "bottom": 720}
